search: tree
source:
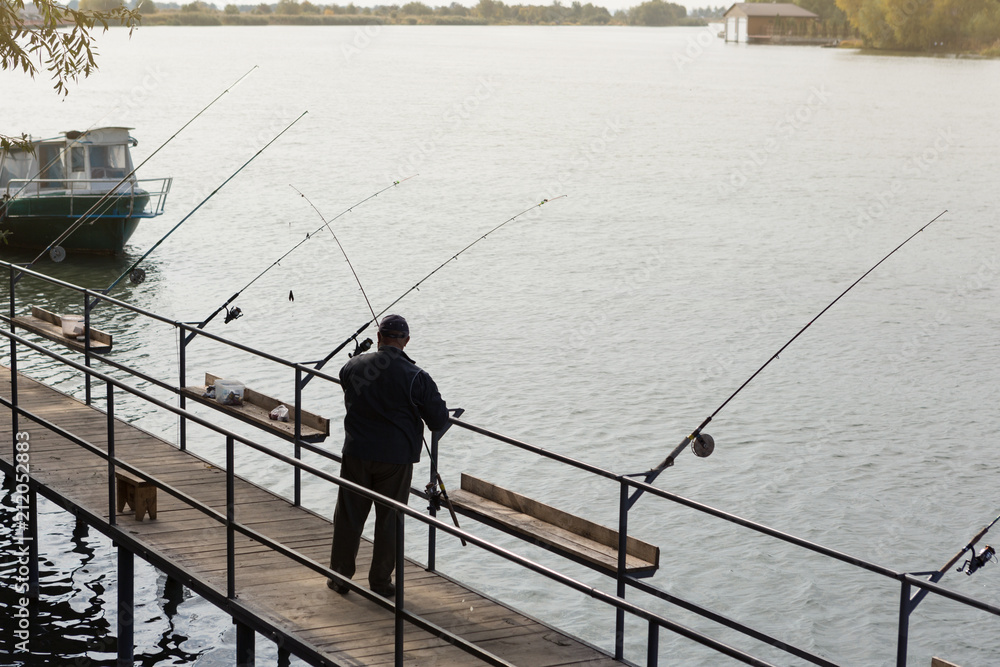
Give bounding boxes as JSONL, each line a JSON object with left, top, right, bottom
{"left": 275, "top": 0, "right": 300, "bottom": 13}
{"left": 401, "top": 0, "right": 431, "bottom": 14}
{"left": 224, "top": 2, "right": 238, "bottom": 11}
{"left": 0, "top": 0, "right": 140, "bottom": 150}
{"left": 136, "top": 0, "right": 156, "bottom": 12}
{"left": 627, "top": 0, "right": 685, "bottom": 25}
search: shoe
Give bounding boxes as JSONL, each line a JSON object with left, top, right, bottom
{"left": 327, "top": 578, "right": 350, "bottom": 594}
{"left": 371, "top": 582, "right": 395, "bottom": 597}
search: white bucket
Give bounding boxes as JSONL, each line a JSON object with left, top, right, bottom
{"left": 61, "top": 315, "right": 85, "bottom": 339}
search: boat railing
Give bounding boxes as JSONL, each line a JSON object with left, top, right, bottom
{"left": 3, "top": 177, "right": 172, "bottom": 219}
{"left": 2, "top": 258, "right": 997, "bottom": 667}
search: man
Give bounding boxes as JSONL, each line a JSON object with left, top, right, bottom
{"left": 328, "top": 314, "right": 449, "bottom": 596}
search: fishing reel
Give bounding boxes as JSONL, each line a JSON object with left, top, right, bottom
{"left": 425, "top": 481, "right": 444, "bottom": 512}
{"left": 224, "top": 306, "right": 243, "bottom": 324}
{"left": 349, "top": 337, "right": 373, "bottom": 358}
{"left": 958, "top": 545, "right": 996, "bottom": 576}
{"left": 690, "top": 433, "right": 715, "bottom": 458}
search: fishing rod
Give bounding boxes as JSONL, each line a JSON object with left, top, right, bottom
{"left": 15, "top": 66, "right": 257, "bottom": 278}
{"left": 298, "top": 195, "right": 566, "bottom": 390}
{"left": 624, "top": 209, "right": 948, "bottom": 510}
{"left": 93, "top": 110, "right": 309, "bottom": 303}
{"left": 187, "top": 176, "right": 414, "bottom": 339}
{"left": 908, "top": 511, "right": 999, "bottom": 610}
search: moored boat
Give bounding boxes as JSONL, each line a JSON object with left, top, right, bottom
{"left": 0, "top": 127, "right": 171, "bottom": 257}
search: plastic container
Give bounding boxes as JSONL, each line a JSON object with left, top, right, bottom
{"left": 61, "top": 315, "right": 85, "bottom": 339}
{"left": 214, "top": 380, "right": 245, "bottom": 406}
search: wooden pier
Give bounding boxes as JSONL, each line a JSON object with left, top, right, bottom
{"left": 0, "top": 367, "right": 621, "bottom": 666}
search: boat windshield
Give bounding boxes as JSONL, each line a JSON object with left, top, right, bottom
{"left": 39, "top": 144, "right": 67, "bottom": 189}
{"left": 0, "top": 149, "right": 34, "bottom": 194}
{"left": 90, "top": 144, "right": 128, "bottom": 180}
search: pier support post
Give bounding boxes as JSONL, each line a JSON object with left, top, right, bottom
{"left": 236, "top": 621, "right": 255, "bottom": 667}
{"left": 28, "top": 481, "right": 39, "bottom": 598}
{"left": 117, "top": 545, "right": 134, "bottom": 667}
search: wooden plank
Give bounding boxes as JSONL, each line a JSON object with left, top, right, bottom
{"left": 181, "top": 372, "right": 329, "bottom": 443}
{"left": 931, "top": 659, "right": 962, "bottom": 667}
{"left": 0, "top": 366, "right": 621, "bottom": 667}
{"left": 461, "top": 474, "right": 659, "bottom": 566}
{"left": 11, "top": 305, "right": 112, "bottom": 353}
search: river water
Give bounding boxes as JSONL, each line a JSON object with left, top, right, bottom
{"left": 1, "top": 24, "right": 999, "bottom": 666}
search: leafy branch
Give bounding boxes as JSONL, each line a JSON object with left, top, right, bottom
{"left": 0, "top": 0, "right": 141, "bottom": 149}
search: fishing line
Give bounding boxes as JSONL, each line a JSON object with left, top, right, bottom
{"left": 299, "top": 195, "right": 566, "bottom": 388}
{"left": 190, "top": 176, "right": 414, "bottom": 334}
{"left": 289, "top": 184, "right": 381, "bottom": 326}
{"left": 15, "top": 66, "right": 258, "bottom": 278}
{"left": 625, "top": 209, "right": 948, "bottom": 509}
{"left": 95, "top": 111, "right": 309, "bottom": 299}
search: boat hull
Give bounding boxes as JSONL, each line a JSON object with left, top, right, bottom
{"left": 0, "top": 193, "right": 150, "bottom": 256}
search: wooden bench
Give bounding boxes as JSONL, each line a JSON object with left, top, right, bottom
{"left": 12, "top": 306, "right": 112, "bottom": 353}
{"left": 449, "top": 474, "right": 660, "bottom": 578}
{"left": 115, "top": 470, "right": 157, "bottom": 521}
{"left": 181, "top": 372, "right": 330, "bottom": 443}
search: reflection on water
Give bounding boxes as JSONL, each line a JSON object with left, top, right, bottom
{"left": 0, "top": 485, "right": 223, "bottom": 666}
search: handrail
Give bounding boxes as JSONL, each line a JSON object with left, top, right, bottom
{"left": 3, "top": 177, "right": 172, "bottom": 219}
{"left": 3, "top": 256, "right": 998, "bottom": 667}
{"left": 0, "top": 322, "right": 777, "bottom": 667}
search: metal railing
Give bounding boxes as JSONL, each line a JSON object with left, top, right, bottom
{"left": 2, "top": 258, "right": 998, "bottom": 667}
{"left": 3, "top": 177, "right": 172, "bottom": 218}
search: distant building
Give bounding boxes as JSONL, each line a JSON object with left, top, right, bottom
{"left": 723, "top": 3, "right": 820, "bottom": 44}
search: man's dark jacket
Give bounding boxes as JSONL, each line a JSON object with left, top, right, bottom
{"left": 339, "top": 345, "right": 449, "bottom": 464}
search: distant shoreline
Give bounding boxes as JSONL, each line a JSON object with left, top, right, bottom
{"left": 135, "top": 10, "right": 710, "bottom": 28}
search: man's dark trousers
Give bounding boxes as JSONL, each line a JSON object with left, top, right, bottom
{"left": 329, "top": 454, "right": 413, "bottom": 588}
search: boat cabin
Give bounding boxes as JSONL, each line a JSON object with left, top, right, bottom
{"left": 1, "top": 127, "right": 140, "bottom": 197}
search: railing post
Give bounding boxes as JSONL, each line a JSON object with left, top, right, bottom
{"left": 647, "top": 621, "right": 659, "bottom": 667}
{"left": 896, "top": 579, "right": 911, "bottom": 667}
{"left": 84, "top": 292, "right": 92, "bottom": 406}
{"left": 9, "top": 264, "right": 19, "bottom": 451}
{"left": 615, "top": 480, "right": 629, "bottom": 661}
{"left": 107, "top": 381, "right": 116, "bottom": 527}
{"left": 178, "top": 328, "right": 187, "bottom": 451}
{"left": 394, "top": 507, "right": 405, "bottom": 667}
{"left": 227, "top": 434, "right": 236, "bottom": 599}
{"left": 293, "top": 368, "right": 302, "bottom": 507}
